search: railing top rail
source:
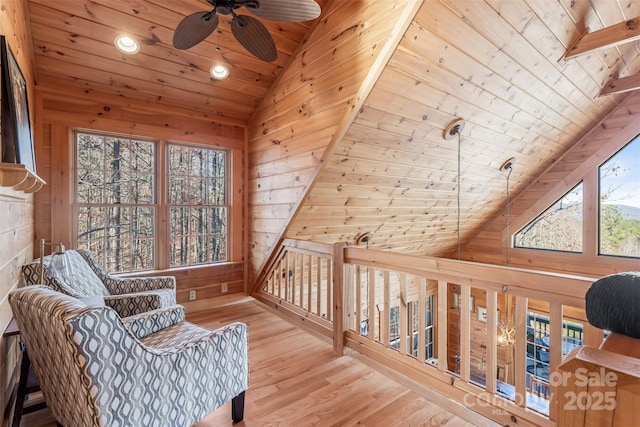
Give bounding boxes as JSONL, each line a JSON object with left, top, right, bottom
{"left": 282, "top": 238, "right": 335, "bottom": 256}
{"left": 344, "top": 247, "right": 596, "bottom": 307}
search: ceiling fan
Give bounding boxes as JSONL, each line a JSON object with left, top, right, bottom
{"left": 173, "top": 0, "right": 322, "bottom": 63}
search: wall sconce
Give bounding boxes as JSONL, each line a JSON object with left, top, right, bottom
{"left": 40, "top": 239, "right": 70, "bottom": 283}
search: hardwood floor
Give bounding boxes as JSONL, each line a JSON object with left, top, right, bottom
{"left": 19, "top": 298, "right": 494, "bottom": 426}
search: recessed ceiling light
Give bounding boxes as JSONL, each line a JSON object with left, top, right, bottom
{"left": 210, "top": 64, "right": 229, "bottom": 80}
{"left": 114, "top": 35, "right": 140, "bottom": 54}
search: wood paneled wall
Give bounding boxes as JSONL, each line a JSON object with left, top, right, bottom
{"left": 0, "top": 0, "right": 37, "bottom": 415}
{"left": 247, "top": 0, "right": 421, "bottom": 285}
{"left": 462, "top": 91, "right": 640, "bottom": 277}
{"left": 35, "top": 84, "right": 248, "bottom": 307}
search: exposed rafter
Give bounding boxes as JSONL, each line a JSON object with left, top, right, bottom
{"left": 601, "top": 73, "right": 640, "bottom": 96}
{"left": 562, "top": 16, "right": 640, "bottom": 60}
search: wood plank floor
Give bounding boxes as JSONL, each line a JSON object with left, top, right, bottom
{"left": 19, "top": 298, "right": 494, "bottom": 427}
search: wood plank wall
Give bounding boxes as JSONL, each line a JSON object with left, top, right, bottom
{"left": 0, "top": 0, "right": 37, "bottom": 415}
{"left": 247, "top": 0, "right": 420, "bottom": 285}
{"left": 35, "top": 84, "right": 247, "bottom": 307}
{"left": 462, "top": 91, "right": 640, "bottom": 277}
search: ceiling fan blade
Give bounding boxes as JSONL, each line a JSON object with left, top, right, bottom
{"left": 244, "top": 0, "right": 321, "bottom": 22}
{"left": 173, "top": 11, "right": 219, "bottom": 50}
{"left": 231, "top": 15, "right": 277, "bottom": 62}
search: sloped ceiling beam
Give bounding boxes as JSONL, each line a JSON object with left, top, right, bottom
{"left": 562, "top": 16, "right": 640, "bottom": 60}
{"left": 278, "top": 0, "right": 427, "bottom": 230}
{"left": 600, "top": 73, "right": 640, "bottom": 96}
{"left": 249, "top": 0, "right": 424, "bottom": 293}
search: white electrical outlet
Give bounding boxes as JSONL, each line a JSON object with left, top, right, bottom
{"left": 189, "top": 290, "right": 196, "bottom": 301}
{"left": 221, "top": 282, "right": 228, "bottom": 293}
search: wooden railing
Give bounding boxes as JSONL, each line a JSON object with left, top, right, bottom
{"left": 254, "top": 240, "right": 602, "bottom": 426}
{"left": 254, "top": 239, "right": 337, "bottom": 342}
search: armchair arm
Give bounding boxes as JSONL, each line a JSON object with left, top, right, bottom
{"left": 103, "top": 276, "right": 176, "bottom": 295}
{"left": 68, "top": 308, "right": 248, "bottom": 427}
{"left": 104, "top": 289, "right": 176, "bottom": 317}
{"left": 122, "top": 305, "right": 186, "bottom": 340}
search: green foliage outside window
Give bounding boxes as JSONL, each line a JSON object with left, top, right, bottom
{"left": 599, "top": 137, "right": 640, "bottom": 258}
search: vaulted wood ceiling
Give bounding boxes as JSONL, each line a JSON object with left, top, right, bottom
{"left": 26, "top": 0, "right": 640, "bottom": 266}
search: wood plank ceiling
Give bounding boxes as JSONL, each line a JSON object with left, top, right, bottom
{"left": 27, "top": 0, "right": 328, "bottom": 126}
{"left": 25, "top": 0, "right": 640, "bottom": 262}
{"left": 284, "top": 0, "right": 640, "bottom": 256}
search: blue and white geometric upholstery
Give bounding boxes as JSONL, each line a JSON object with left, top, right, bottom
{"left": 21, "top": 249, "right": 176, "bottom": 317}
{"left": 9, "top": 285, "right": 248, "bottom": 427}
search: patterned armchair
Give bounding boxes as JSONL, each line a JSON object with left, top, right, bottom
{"left": 22, "top": 249, "right": 176, "bottom": 317}
{"left": 9, "top": 285, "right": 248, "bottom": 427}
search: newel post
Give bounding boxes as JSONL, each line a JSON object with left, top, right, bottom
{"left": 332, "top": 242, "right": 346, "bottom": 355}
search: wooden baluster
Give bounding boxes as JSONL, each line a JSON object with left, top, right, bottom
{"left": 486, "top": 289, "right": 498, "bottom": 394}
{"left": 437, "top": 280, "right": 448, "bottom": 373}
{"left": 548, "top": 301, "right": 563, "bottom": 421}
{"left": 514, "top": 296, "right": 528, "bottom": 408}
{"left": 460, "top": 285, "right": 471, "bottom": 383}
{"left": 399, "top": 273, "right": 407, "bottom": 355}
{"left": 418, "top": 278, "right": 427, "bottom": 363}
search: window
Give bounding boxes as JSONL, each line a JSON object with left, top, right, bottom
{"left": 76, "top": 132, "right": 155, "bottom": 271}
{"left": 514, "top": 183, "right": 583, "bottom": 252}
{"left": 168, "top": 145, "right": 227, "bottom": 267}
{"left": 526, "top": 313, "right": 584, "bottom": 385}
{"left": 75, "top": 131, "right": 229, "bottom": 272}
{"left": 390, "top": 295, "right": 435, "bottom": 360}
{"left": 599, "top": 135, "right": 640, "bottom": 258}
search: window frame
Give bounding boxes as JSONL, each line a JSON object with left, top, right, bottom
{"left": 513, "top": 182, "right": 584, "bottom": 254}
{"left": 597, "top": 135, "right": 640, "bottom": 259}
{"left": 73, "top": 130, "right": 159, "bottom": 272}
{"left": 72, "top": 129, "right": 239, "bottom": 273}
{"left": 166, "top": 141, "right": 230, "bottom": 268}
{"left": 509, "top": 133, "right": 640, "bottom": 265}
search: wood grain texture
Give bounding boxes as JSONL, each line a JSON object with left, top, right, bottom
{"left": 21, "top": 0, "right": 640, "bottom": 293}
{"left": 0, "top": 0, "right": 38, "bottom": 417}
{"left": 247, "top": 0, "right": 421, "bottom": 285}
{"left": 462, "top": 90, "right": 640, "bottom": 277}
{"left": 35, "top": 87, "right": 247, "bottom": 309}
{"left": 19, "top": 299, "right": 488, "bottom": 427}
{"left": 282, "top": 0, "right": 637, "bottom": 266}
{"left": 27, "top": 0, "right": 329, "bottom": 126}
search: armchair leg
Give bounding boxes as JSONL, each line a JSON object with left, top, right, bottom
{"left": 231, "top": 391, "right": 245, "bottom": 423}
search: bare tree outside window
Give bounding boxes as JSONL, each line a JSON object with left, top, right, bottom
{"left": 514, "top": 183, "right": 583, "bottom": 252}
{"left": 76, "top": 132, "right": 155, "bottom": 272}
{"left": 168, "top": 144, "right": 227, "bottom": 267}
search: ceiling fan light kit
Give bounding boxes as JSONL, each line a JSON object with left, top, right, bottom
{"left": 173, "top": 0, "right": 321, "bottom": 62}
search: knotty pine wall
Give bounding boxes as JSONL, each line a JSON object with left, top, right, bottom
{"left": 247, "top": 0, "right": 421, "bottom": 286}
{"left": 0, "top": 0, "right": 37, "bottom": 415}
{"left": 461, "top": 91, "right": 640, "bottom": 278}
{"left": 35, "top": 85, "right": 247, "bottom": 308}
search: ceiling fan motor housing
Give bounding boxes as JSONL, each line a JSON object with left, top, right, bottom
{"left": 177, "top": 0, "right": 321, "bottom": 62}
{"left": 208, "top": 0, "right": 257, "bottom": 15}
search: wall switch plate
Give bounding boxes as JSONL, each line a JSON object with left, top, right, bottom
{"left": 221, "top": 283, "right": 228, "bottom": 293}
{"left": 189, "top": 290, "right": 196, "bottom": 301}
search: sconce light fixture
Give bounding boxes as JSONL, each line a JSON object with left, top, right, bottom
{"left": 40, "top": 239, "right": 70, "bottom": 284}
